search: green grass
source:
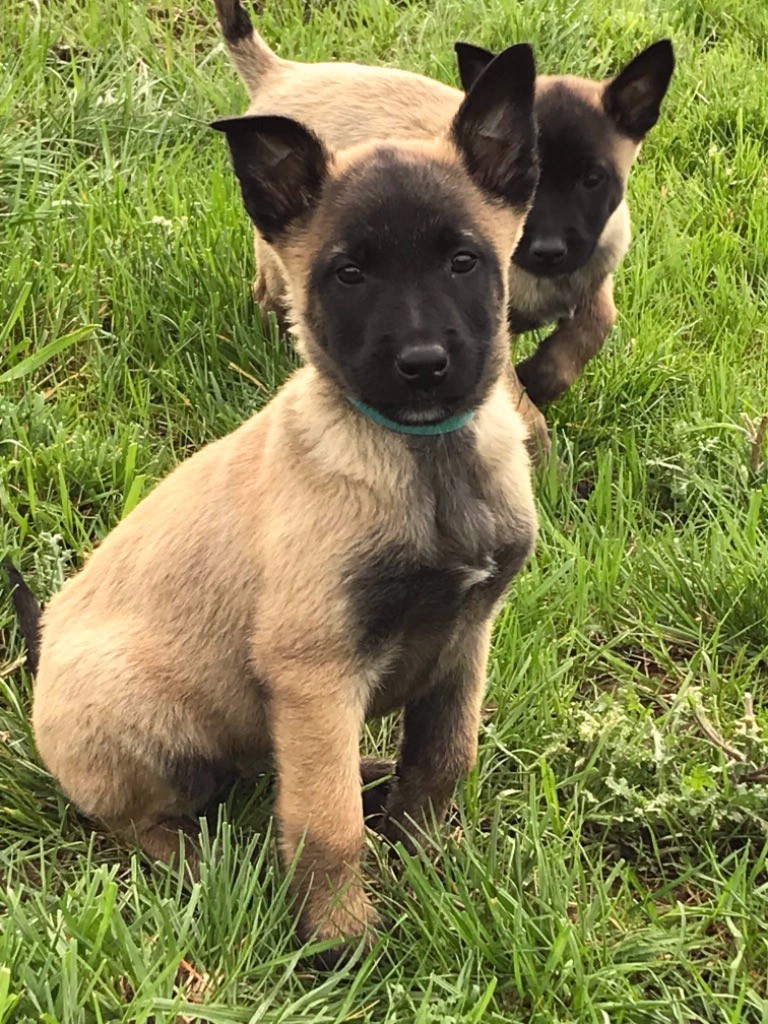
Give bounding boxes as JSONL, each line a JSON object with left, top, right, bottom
{"left": 2, "top": 0, "right": 768, "bottom": 1019}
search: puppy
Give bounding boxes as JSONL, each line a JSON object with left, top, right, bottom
{"left": 456, "top": 40, "right": 674, "bottom": 406}
{"left": 213, "top": 0, "right": 551, "bottom": 453}
{"left": 26, "top": 50, "right": 539, "bottom": 963}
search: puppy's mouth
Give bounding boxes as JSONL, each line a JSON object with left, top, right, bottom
{"left": 364, "top": 394, "right": 473, "bottom": 428}
{"left": 392, "top": 404, "right": 455, "bottom": 426}
{"left": 381, "top": 381, "right": 484, "bottom": 426}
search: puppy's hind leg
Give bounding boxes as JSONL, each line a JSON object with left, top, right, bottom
{"left": 33, "top": 635, "right": 234, "bottom": 882}
{"left": 253, "top": 235, "right": 291, "bottom": 337}
{"left": 127, "top": 817, "right": 203, "bottom": 881}
{"left": 123, "top": 748, "right": 237, "bottom": 879}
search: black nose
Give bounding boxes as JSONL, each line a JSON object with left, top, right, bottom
{"left": 529, "top": 237, "right": 568, "bottom": 266}
{"left": 395, "top": 344, "right": 449, "bottom": 384}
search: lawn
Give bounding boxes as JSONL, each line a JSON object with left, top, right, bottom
{"left": 1, "top": 0, "right": 768, "bottom": 1020}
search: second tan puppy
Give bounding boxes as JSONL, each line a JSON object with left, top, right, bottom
{"left": 29, "top": 51, "right": 538, "bottom": 965}
{"left": 213, "top": 0, "right": 550, "bottom": 452}
{"left": 456, "top": 40, "right": 674, "bottom": 406}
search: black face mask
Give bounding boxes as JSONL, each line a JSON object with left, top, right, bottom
{"left": 305, "top": 160, "right": 505, "bottom": 425}
{"left": 513, "top": 87, "right": 625, "bottom": 278}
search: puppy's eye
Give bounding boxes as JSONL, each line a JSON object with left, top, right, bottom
{"left": 451, "top": 252, "right": 478, "bottom": 274}
{"left": 582, "top": 167, "right": 606, "bottom": 190}
{"left": 336, "top": 264, "right": 364, "bottom": 285}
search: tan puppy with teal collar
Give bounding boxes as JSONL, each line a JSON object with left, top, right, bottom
{"left": 19, "top": 49, "right": 539, "bottom": 966}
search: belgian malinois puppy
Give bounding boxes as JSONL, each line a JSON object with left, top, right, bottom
{"left": 213, "top": 0, "right": 551, "bottom": 453}
{"left": 456, "top": 40, "right": 675, "bottom": 407}
{"left": 21, "top": 49, "right": 539, "bottom": 964}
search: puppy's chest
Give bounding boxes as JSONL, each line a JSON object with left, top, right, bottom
{"left": 352, "top": 539, "right": 496, "bottom": 653}
{"left": 508, "top": 270, "right": 591, "bottom": 330}
{"left": 347, "top": 444, "right": 525, "bottom": 712}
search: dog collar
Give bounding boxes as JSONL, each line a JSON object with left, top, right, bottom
{"left": 348, "top": 397, "right": 475, "bottom": 436}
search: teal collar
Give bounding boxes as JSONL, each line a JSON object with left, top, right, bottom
{"left": 348, "top": 397, "right": 475, "bottom": 436}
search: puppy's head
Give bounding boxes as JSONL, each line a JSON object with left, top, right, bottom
{"left": 457, "top": 39, "right": 674, "bottom": 278}
{"left": 213, "top": 45, "right": 538, "bottom": 426}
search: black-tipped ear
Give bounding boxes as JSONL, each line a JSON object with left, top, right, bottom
{"left": 454, "top": 41, "right": 496, "bottom": 93}
{"left": 211, "top": 114, "right": 329, "bottom": 241}
{"left": 451, "top": 43, "right": 539, "bottom": 209}
{"left": 603, "top": 40, "right": 675, "bottom": 140}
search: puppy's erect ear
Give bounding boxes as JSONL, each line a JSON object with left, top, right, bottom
{"left": 451, "top": 43, "right": 539, "bottom": 209}
{"left": 603, "top": 40, "right": 675, "bottom": 140}
{"left": 211, "top": 114, "right": 329, "bottom": 241}
{"left": 454, "top": 41, "right": 496, "bottom": 93}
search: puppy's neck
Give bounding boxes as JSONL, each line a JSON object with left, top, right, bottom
{"left": 280, "top": 358, "right": 526, "bottom": 500}
{"left": 345, "top": 397, "right": 477, "bottom": 437}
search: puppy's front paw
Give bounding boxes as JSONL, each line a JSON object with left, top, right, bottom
{"left": 380, "top": 791, "right": 451, "bottom": 858}
{"left": 517, "top": 356, "right": 572, "bottom": 410}
{"left": 380, "top": 813, "right": 427, "bottom": 858}
{"left": 300, "top": 884, "right": 380, "bottom": 970}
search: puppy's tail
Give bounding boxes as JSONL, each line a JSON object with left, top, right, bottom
{"left": 214, "top": 0, "right": 282, "bottom": 98}
{"left": 3, "top": 562, "right": 42, "bottom": 677}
